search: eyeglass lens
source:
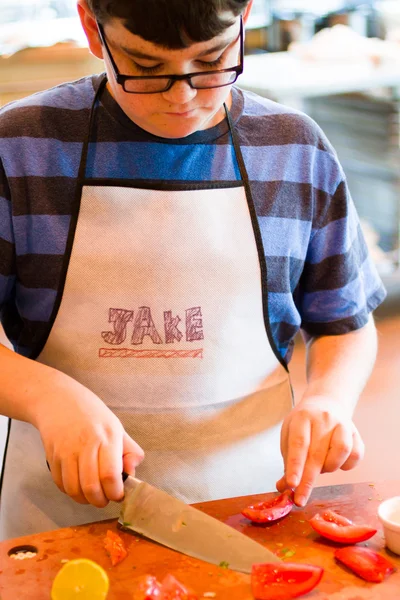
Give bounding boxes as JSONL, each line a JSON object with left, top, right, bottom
{"left": 123, "top": 70, "right": 238, "bottom": 93}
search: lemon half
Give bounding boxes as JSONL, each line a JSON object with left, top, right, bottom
{"left": 51, "top": 558, "right": 109, "bottom": 600}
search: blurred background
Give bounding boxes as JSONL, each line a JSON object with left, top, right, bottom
{"left": 0, "top": 1, "right": 399, "bottom": 488}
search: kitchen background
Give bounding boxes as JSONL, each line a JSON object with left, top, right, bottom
{"left": 0, "top": 0, "right": 399, "bottom": 488}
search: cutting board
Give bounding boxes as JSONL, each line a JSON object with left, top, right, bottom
{"left": 1, "top": 481, "right": 400, "bottom": 599}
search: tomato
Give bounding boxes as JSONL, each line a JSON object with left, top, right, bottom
{"left": 251, "top": 562, "right": 324, "bottom": 600}
{"left": 134, "top": 575, "right": 162, "bottom": 599}
{"left": 242, "top": 489, "right": 294, "bottom": 523}
{"left": 335, "top": 546, "right": 395, "bottom": 583}
{"left": 103, "top": 530, "right": 128, "bottom": 566}
{"left": 134, "top": 574, "right": 197, "bottom": 600}
{"left": 159, "top": 574, "right": 198, "bottom": 599}
{"left": 309, "top": 509, "right": 377, "bottom": 544}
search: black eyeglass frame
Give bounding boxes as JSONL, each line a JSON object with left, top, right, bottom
{"left": 97, "top": 17, "right": 244, "bottom": 94}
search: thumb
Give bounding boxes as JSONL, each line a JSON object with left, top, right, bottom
{"left": 122, "top": 432, "right": 145, "bottom": 475}
{"left": 276, "top": 475, "right": 287, "bottom": 493}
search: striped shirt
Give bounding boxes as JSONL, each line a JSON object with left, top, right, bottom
{"left": 0, "top": 74, "right": 386, "bottom": 360}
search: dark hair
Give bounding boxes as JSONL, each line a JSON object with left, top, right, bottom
{"left": 87, "top": 0, "right": 250, "bottom": 48}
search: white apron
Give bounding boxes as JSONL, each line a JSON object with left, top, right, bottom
{"left": 0, "top": 78, "right": 293, "bottom": 540}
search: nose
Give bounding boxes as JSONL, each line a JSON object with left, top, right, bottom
{"left": 161, "top": 79, "right": 198, "bottom": 105}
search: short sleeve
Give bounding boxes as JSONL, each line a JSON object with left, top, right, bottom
{"left": 0, "top": 159, "right": 16, "bottom": 320}
{"left": 295, "top": 177, "right": 387, "bottom": 336}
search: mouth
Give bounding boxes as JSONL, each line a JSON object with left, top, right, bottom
{"left": 164, "top": 109, "right": 197, "bottom": 117}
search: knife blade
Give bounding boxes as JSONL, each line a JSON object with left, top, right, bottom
{"left": 118, "top": 475, "right": 281, "bottom": 573}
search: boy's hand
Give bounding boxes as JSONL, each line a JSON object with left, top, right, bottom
{"left": 276, "top": 397, "right": 364, "bottom": 507}
{"left": 35, "top": 377, "right": 144, "bottom": 508}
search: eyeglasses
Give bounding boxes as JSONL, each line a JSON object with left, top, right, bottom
{"left": 97, "top": 17, "right": 244, "bottom": 94}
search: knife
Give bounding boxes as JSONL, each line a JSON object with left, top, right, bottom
{"left": 118, "top": 474, "right": 281, "bottom": 573}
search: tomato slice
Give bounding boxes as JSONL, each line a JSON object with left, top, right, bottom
{"left": 134, "top": 575, "right": 162, "bottom": 599}
{"left": 335, "top": 546, "right": 395, "bottom": 583}
{"left": 251, "top": 562, "right": 324, "bottom": 600}
{"left": 159, "top": 574, "right": 198, "bottom": 600}
{"left": 103, "top": 530, "right": 128, "bottom": 566}
{"left": 133, "top": 574, "right": 198, "bottom": 599}
{"left": 309, "top": 509, "right": 377, "bottom": 544}
{"left": 242, "top": 489, "right": 294, "bottom": 523}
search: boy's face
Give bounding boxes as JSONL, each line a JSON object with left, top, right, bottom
{"left": 80, "top": 7, "right": 244, "bottom": 138}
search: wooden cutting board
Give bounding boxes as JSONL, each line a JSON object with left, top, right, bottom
{"left": 1, "top": 481, "right": 400, "bottom": 599}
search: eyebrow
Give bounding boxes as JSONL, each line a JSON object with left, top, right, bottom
{"left": 119, "top": 37, "right": 234, "bottom": 61}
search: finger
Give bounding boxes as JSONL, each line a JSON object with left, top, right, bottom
{"left": 122, "top": 433, "right": 145, "bottom": 475}
{"left": 78, "top": 444, "right": 109, "bottom": 508}
{"left": 279, "top": 419, "right": 289, "bottom": 458}
{"left": 61, "top": 455, "right": 89, "bottom": 505}
{"left": 340, "top": 427, "right": 365, "bottom": 471}
{"left": 295, "top": 423, "right": 331, "bottom": 506}
{"left": 321, "top": 423, "right": 353, "bottom": 473}
{"left": 275, "top": 476, "right": 287, "bottom": 493}
{"left": 283, "top": 415, "right": 311, "bottom": 490}
{"left": 98, "top": 436, "right": 124, "bottom": 503}
{"left": 47, "top": 455, "right": 65, "bottom": 494}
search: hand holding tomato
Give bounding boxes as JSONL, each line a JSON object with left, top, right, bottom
{"left": 276, "top": 397, "right": 364, "bottom": 506}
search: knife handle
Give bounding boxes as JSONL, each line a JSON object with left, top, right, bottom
{"left": 47, "top": 461, "right": 130, "bottom": 483}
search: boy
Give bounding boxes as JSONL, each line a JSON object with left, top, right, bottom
{"left": 0, "top": 0, "right": 385, "bottom": 540}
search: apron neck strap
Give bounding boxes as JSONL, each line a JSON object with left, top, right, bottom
{"left": 223, "top": 102, "right": 252, "bottom": 196}
{"left": 77, "top": 79, "right": 251, "bottom": 190}
{"left": 77, "top": 74, "right": 108, "bottom": 186}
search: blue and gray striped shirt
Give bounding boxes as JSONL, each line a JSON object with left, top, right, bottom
{"left": 0, "top": 75, "right": 386, "bottom": 360}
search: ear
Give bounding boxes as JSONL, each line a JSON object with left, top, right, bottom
{"left": 242, "top": 0, "right": 254, "bottom": 26}
{"left": 77, "top": 0, "right": 104, "bottom": 60}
